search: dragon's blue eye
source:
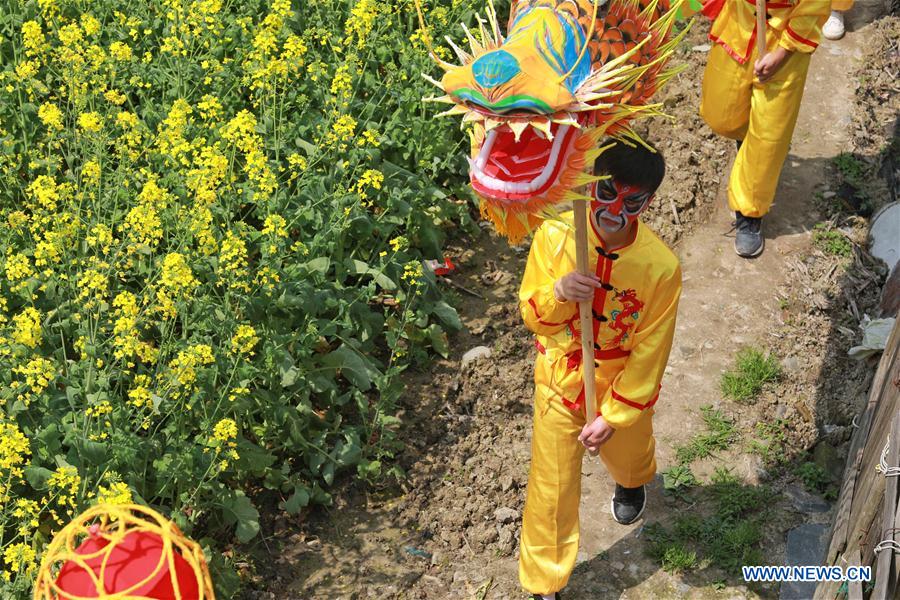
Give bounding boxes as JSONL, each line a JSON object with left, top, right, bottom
{"left": 472, "top": 50, "right": 521, "bottom": 89}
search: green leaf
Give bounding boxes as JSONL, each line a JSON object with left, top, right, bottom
{"left": 283, "top": 484, "right": 311, "bottom": 514}
{"left": 222, "top": 491, "right": 260, "bottom": 543}
{"left": 347, "top": 259, "right": 396, "bottom": 290}
{"left": 432, "top": 300, "right": 462, "bottom": 330}
{"left": 304, "top": 257, "right": 331, "bottom": 274}
{"left": 24, "top": 466, "right": 53, "bottom": 490}
{"left": 427, "top": 324, "right": 450, "bottom": 358}
{"left": 319, "top": 346, "right": 380, "bottom": 391}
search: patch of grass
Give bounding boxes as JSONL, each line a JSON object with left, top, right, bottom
{"left": 832, "top": 152, "right": 866, "bottom": 184}
{"left": 812, "top": 224, "right": 853, "bottom": 257}
{"left": 674, "top": 406, "right": 738, "bottom": 464}
{"left": 747, "top": 420, "right": 789, "bottom": 466}
{"left": 645, "top": 468, "right": 774, "bottom": 576}
{"left": 661, "top": 546, "right": 697, "bottom": 573}
{"left": 720, "top": 348, "right": 782, "bottom": 404}
{"left": 662, "top": 464, "right": 698, "bottom": 491}
{"left": 794, "top": 461, "right": 839, "bottom": 500}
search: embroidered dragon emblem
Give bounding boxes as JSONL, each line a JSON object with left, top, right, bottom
{"left": 609, "top": 288, "right": 643, "bottom": 346}
{"left": 418, "top": 0, "right": 687, "bottom": 242}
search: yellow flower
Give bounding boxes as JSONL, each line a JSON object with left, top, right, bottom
{"left": 122, "top": 204, "right": 162, "bottom": 252}
{"left": 21, "top": 21, "right": 45, "bottom": 56}
{"left": 213, "top": 418, "right": 238, "bottom": 442}
{"left": 346, "top": 0, "right": 381, "bottom": 48}
{"left": 2, "top": 543, "right": 36, "bottom": 578}
{"left": 14, "top": 356, "right": 56, "bottom": 401}
{"left": 128, "top": 374, "right": 153, "bottom": 409}
{"left": 389, "top": 236, "right": 408, "bottom": 252}
{"left": 82, "top": 159, "right": 101, "bottom": 184}
{"left": 77, "top": 112, "right": 103, "bottom": 133}
{"left": 169, "top": 344, "right": 215, "bottom": 391}
{"left": 5, "top": 252, "right": 34, "bottom": 292}
{"left": 12, "top": 307, "right": 41, "bottom": 348}
{"left": 109, "top": 41, "right": 133, "bottom": 61}
{"left": 104, "top": 89, "right": 127, "bottom": 105}
{"left": 262, "top": 214, "right": 288, "bottom": 237}
{"left": 97, "top": 481, "right": 132, "bottom": 505}
{"left": 80, "top": 14, "right": 101, "bottom": 36}
{"left": 157, "top": 253, "right": 198, "bottom": 318}
{"left": 230, "top": 324, "right": 259, "bottom": 355}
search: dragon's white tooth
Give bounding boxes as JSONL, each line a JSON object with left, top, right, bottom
{"left": 484, "top": 117, "right": 503, "bottom": 132}
{"left": 462, "top": 111, "right": 484, "bottom": 123}
{"left": 532, "top": 120, "right": 554, "bottom": 141}
{"left": 423, "top": 95, "right": 456, "bottom": 104}
{"left": 509, "top": 121, "right": 529, "bottom": 142}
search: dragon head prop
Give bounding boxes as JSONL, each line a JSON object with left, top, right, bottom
{"left": 419, "top": 0, "right": 688, "bottom": 242}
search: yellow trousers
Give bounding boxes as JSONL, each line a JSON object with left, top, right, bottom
{"left": 518, "top": 387, "right": 656, "bottom": 595}
{"left": 700, "top": 41, "right": 811, "bottom": 218}
{"left": 832, "top": 0, "right": 853, "bottom": 10}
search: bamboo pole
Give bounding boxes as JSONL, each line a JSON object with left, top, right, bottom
{"left": 756, "top": 0, "right": 767, "bottom": 59}
{"left": 573, "top": 200, "right": 598, "bottom": 441}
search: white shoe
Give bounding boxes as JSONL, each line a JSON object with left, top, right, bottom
{"left": 823, "top": 11, "right": 845, "bottom": 40}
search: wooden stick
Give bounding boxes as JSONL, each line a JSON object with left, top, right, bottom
{"left": 756, "top": 0, "right": 767, "bottom": 59}
{"left": 573, "top": 200, "right": 597, "bottom": 429}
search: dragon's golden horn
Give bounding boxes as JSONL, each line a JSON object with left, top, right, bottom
{"left": 485, "top": 0, "right": 503, "bottom": 44}
{"left": 572, "top": 173, "right": 607, "bottom": 187}
{"left": 475, "top": 14, "right": 492, "bottom": 49}
{"left": 421, "top": 73, "right": 445, "bottom": 89}
{"left": 460, "top": 23, "right": 484, "bottom": 54}
{"left": 436, "top": 105, "right": 471, "bottom": 117}
{"left": 444, "top": 36, "right": 472, "bottom": 63}
{"left": 423, "top": 95, "right": 456, "bottom": 104}
{"left": 558, "top": 0, "right": 602, "bottom": 83}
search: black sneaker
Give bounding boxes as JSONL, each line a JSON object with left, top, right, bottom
{"left": 611, "top": 484, "right": 646, "bottom": 525}
{"left": 532, "top": 594, "right": 561, "bottom": 600}
{"left": 734, "top": 211, "right": 764, "bottom": 258}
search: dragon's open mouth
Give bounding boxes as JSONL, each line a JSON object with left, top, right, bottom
{"left": 468, "top": 121, "right": 579, "bottom": 204}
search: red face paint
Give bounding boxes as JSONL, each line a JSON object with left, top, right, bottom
{"left": 589, "top": 178, "right": 654, "bottom": 232}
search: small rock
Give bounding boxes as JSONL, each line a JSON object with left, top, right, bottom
{"left": 813, "top": 441, "right": 843, "bottom": 479}
{"left": 869, "top": 202, "right": 900, "bottom": 268}
{"left": 500, "top": 475, "right": 515, "bottom": 492}
{"left": 782, "top": 356, "right": 800, "bottom": 372}
{"left": 823, "top": 191, "right": 837, "bottom": 199}
{"left": 781, "top": 524, "right": 828, "bottom": 600}
{"left": 775, "top": 403, "right": 788, "bottom": 420}
{"left": 785, "top": 485, "right": 831, "bottom": 513}
{"left": 494, "top": 507, "right": 518, "bottom": 524}
{"left": 611, "top": 561, "right": 625, "bottom": 571}
{"left": 430, "top": 551, "right": 442, "bottom": 567}
{"left": 461, "top": 346, "right": 492, "bottom": 368}
{"left": 691, "top": 44, "right": 711, "bottom": 52}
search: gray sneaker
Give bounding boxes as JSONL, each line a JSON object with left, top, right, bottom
{"left": 734, "top": 212, "right": 764, "bottom": 258}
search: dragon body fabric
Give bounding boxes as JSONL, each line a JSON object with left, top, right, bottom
{"left": 423, "top": 0, "right": 688, "bottom": 242}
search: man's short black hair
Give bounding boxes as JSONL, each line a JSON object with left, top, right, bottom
{"left": 594, "top": 139, "right": 665, "bottom": 194}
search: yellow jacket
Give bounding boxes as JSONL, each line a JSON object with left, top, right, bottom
{"left": 709, "top": 0, "right": 831, "bottom": 64}
{"left": 519, "top": 213, "right": 682, "bottom": 429}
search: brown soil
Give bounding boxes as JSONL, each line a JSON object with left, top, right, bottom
{"left": 248, "top": 17, "right": 900, "bottom": 600}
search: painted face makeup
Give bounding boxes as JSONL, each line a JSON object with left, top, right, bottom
{"left": 589, "top": 177, "right": 654, "bottom": 233}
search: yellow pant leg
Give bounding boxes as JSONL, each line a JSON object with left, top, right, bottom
{"left": 728, "top": 51, "right": 811, "bottom": 217}
{"left": 598, "top": 406, "right": 657, "bottom": 488}
{"left": 519, "top": 389, "right": 658, "bottom": 594}
{"left": 700, "top": 43, "right": 753, "bottom": 141}
{"left": 832, "top": 0, "right": 853, "bottom": 10}
{"left": 519, "top": 389, "right": 585, "bottom": 595}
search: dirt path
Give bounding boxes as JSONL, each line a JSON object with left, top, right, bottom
{"left": 256, "top": 23, "right": 880, "bottom": 600}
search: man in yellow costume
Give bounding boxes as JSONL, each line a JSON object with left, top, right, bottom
{"left": 518, "top": 142, "right": 682, "bottom": 599}
{"left": 700, "top": 0, "right": 829, "bottom": 257}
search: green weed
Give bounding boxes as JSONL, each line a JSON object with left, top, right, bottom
{"left": 747, "top": 420, "right": 789, "bottom": 466}
{"left": 721, "top": 348, "right": 782, "bottom": 403}
{"left": 832, "top": 152, "right": 866, "bottom": 184}
{"left": 675, "top": 406, "right": 738, "bottom": 464}
{"left": 812, "top": 224, "right": 853, "bottom": 257}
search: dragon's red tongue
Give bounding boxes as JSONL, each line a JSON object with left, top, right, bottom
{"left": 482, "top": 126, "right": 553, "bottom": 183}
